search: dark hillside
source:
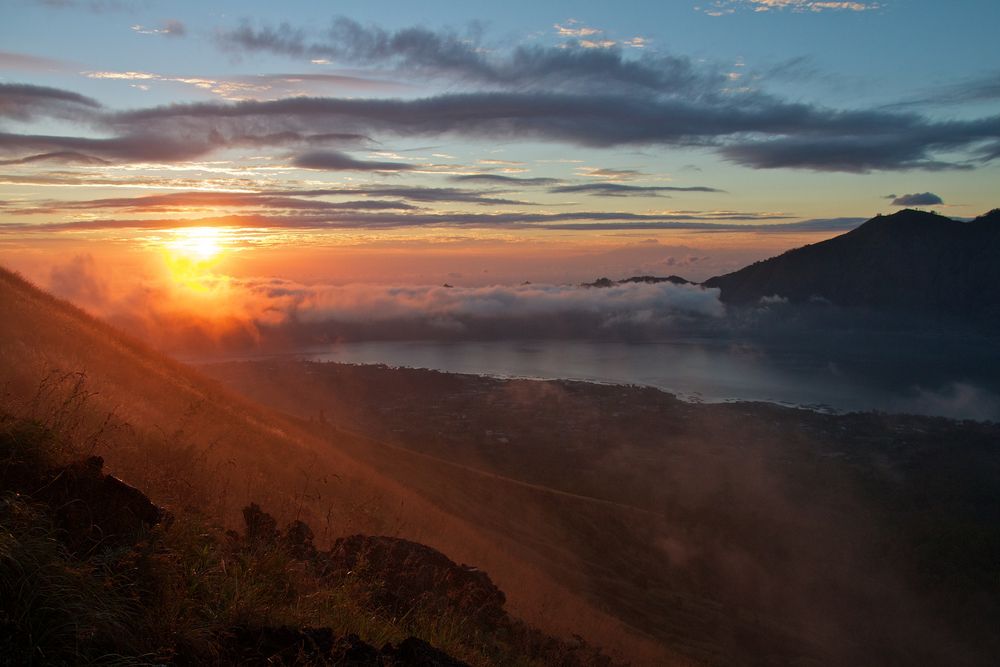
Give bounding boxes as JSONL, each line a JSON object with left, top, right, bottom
{"left": 704, "top": 209, "right": 1000, "bottom": 323}
{"left": 207, "top": 360, "right": 1000, "bottom": 667}
{"left": 0, "top": 415, "right": 618, "bottom": 665}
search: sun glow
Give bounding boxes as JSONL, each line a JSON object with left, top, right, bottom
{"left": 163, "top": 227, "right": 227, "bottom": 290}
{"left": 168, "top": 226, "right": 223, "bottom": 261}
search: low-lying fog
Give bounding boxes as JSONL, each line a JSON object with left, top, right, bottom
{"left": 33, "top": 258, "right": 1000, "bottom": 421}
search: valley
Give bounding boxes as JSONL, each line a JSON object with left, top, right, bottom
{"left": 205, "top": 360, "right": 1000, "bottom": 666}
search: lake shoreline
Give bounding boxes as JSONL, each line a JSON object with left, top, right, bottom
{"left": 188, "top": 337, "right": 1000, "bottom": 421}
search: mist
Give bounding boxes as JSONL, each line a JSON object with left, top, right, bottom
{"left": 37, "top": 253, "right": 724, "bottom": 352}
{"left": 23, "top": 253, "right": 998, "bottom": 422}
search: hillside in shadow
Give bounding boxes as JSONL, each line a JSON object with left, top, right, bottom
{"left": 206, "top": 360, "right": 1000, "bottom": 667}
{"left": 1, "top": 414, "right": 619, "bottom": 665}
{"left": 704, "top": 209, "right": 1000, "bottom": 324}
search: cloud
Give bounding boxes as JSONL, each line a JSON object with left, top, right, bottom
{"left": 163, "top": 20, "right": 186, "bottom": 36}
{"left": 575, "top": 39, "right": 618, "bottom": 50}
{"left": 0, "top": 175, "right": 530, "bottom": 205}
{"left": 0, "top": 130, "right": 217, "bottom": 163}
{"left": 893, "top": 382, "right": 1000, "bottom": 422}
{"left": 33, "top": 0, "right": 139, "bottom": 11}
{"left": 5, "top": 21, "right": 1000, "bottom": 174}
{"left": 0, "top": 171, "right": 280, "bottom": 191}
{"left": 0, "top": 50, "right": 70, "bottom": 72}
{"left": 0, "top": 117, "right": 366, "bottom": 164}
{"left": 887, "top": 71, "right": 1000, "bottom": 109}
{"left": 0, "top": 83, "right": 101, "bottom": 122}
{"left": 4, "top": 207, "right": 812, "bottom": 234}
{"left": 551, "top": 21, "right": 648, "bottom": 50}
{"left": 944, "top": 72, "right": 1000, "bottom": 104}
{"left": 291, "top": 150, "right": 415, "bottom": 172}
{"left": 8, "top": 83, "right": 999, "bottom": 170}
{"left": 766, "top": 216, "right": 865, "bottom": 232}
{"left": 974, "top": 141, "right": 1000, "bottom": 162}
{"left": 719, "top": 133, "right": 982, "bottom": 173}
{"left": 478, "top": 158, "right": 523, "bottom": 166}
{"left": 554, "top": 22, "right": 601, "bottom": 38}
{"left": 48, "top": 254, "right": 108, "bottom": 309}
{"left": 699, "top": 0, "right": 880, "bottom": 14}
{"left": 229, "top": 130, "right": 371, "bottom": 147}
{"left": 218, "top": 17, "right": 720, "bottom": 96}
{"left": 550, "top": 183, "right": 724, "bottom": 197}
{"left": 540, "top": 217, "right": 862, "bottom": 232}
{"left": 83, "top": 70, "right": 158, "bottom": 80}
{"left": 83, "top": 69, "right": 405, "bottom": 100}
{"left": 264, "top": 186, "right": 530, "bottom": 206}
{"left": 131, "top": 20, "right": 186, "bottom": 37}
{"left": 757, "top": 1, "right": 878, "bottom": 11}
{"left": 269, "top": 280, "right": 726, "bottom": 324}
{"left": 575, "top": 167, "right": 644, "bottom": 180}
{"left": 9, "top": 191, "right": 417, "bottom": 215}
{"left": 48, "top": 261, "right": 728, "bottom": 351}
{"left": 889, "top": 192, "right": 943, "bottom": 206}
{"left": 449, "top": 174, "right": 561, "bottom": 186}
{"left": 0, "top": 151, "right": 109, "bottom": 166}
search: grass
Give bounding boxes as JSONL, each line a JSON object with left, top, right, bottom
{"left": 0, "top": 386, "right": 617, "bottom": 666}
{"left": 0, "top": 268, "right": 651, "bottom": 663}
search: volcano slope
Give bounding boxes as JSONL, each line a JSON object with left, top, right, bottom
{"left": 205, "top": 359, "right": 1000, "bottom": 667}
{"left": 0, "top": 266, "right": 665, "bottom": 665}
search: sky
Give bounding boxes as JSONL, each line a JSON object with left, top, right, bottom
{"left": 1, "top": 0, "right": 998, "bottom": 350}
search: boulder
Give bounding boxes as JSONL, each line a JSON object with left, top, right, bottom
{"left": 323, "top": 535, "right": 506, "bottom": 627}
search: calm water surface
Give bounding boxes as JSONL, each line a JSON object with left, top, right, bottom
{"left": 293, "top": 339, "right": 1000, "bottom": 420}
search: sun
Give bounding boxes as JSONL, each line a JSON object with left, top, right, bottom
{"left": 168, "top": 227, "right": 224, "bottom": 262}
{"left": 163, "top": 227, "right": 227, "bottom": 290}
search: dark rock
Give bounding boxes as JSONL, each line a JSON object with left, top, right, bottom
{"left": 382, "top": 636, "right": 469, "bottom": 666}
{"left": 331, "top": 633, "right": 381, "bottom": 664}
{"left": 219, "top": 625, "right": 336, "bottom": 664}
{"left": 242, "top": 502, "right": 279, "bottom": 546}
{"left": 283, "top": 519, "right": 318, "bottom": 561}
{"left": 323, "top": 535, "right": 506, "bottom": 627}
{"left": 33, "top": 455, "right": 167, "bottom": 556}
{"left": 217, "top": 626, "right": 469, "bottom": 666}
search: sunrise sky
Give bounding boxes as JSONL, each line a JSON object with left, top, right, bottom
{"left": 1, "top": 0, "right": 998, "bottom": 349}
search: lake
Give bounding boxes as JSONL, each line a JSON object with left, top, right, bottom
{"left": 288, "top": 338, "right": 1000, "bottom": 421}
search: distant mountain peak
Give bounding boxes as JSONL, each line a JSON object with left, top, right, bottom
{"left": 580, "top": 275, "right": 692, "bottom": 288}
{"left": 703, "top": 208, "right": 1000, "bottom": 324}
{"left": 860, "top": 208, "right": 950, "bottom": 228}
{"left": 974, "top": 208, "right": 1000, "bottom": 223}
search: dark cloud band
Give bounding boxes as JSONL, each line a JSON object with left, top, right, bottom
{"left": 291, "top": 150, "right": 414, "bottom": 172}
{"left": 890, "top": 192, "right": 943, "bottom": 206}
{"left": 550, "top": 183, "right": 724, "bottom": 196}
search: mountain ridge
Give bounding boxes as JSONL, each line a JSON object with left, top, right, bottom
{"left": 698, "top": 208, "right": 1000, "bottom": 322}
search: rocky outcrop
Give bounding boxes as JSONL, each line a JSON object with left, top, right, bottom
{"left": 0, "top": 408, "right": 617, "bottom": 666}
{"left": 321, "top": 535, "right": 507, "bottom": 627}
{"left": 231, "top": 505, "right": 618, "bottom": 666}
{"left": 217, "top": 626, "right": 469, "bottom": 666}
{"left": 26, "top": 455, "right": 168, "bottom": 556}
